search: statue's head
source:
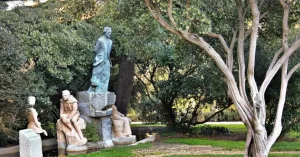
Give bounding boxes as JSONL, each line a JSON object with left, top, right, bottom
{"left": 103, "top": 27, "right": 112, "bottom": 39}
{"left": 62, "top": 90, "right": 71, "bottom": 101}
{"left": 28, "top": 96, "right": 36, "bottom": 106}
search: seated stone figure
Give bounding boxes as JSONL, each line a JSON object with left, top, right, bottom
{"left": 27, "top": 96, "right": 48, "bottom": 136}
{"left": 111, "top": 105, "right": 133, "bottom": 138}
{"left": 57, "top": 90, "right": 87, "bottom": 148}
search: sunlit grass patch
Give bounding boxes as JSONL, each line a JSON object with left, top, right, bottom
{"left": 165, "top": 138, "right": 245, "bottom": 150}
{"left": 72, "top": 142, "right": 152, "bottom": 157}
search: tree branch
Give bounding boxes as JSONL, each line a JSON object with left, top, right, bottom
{"left": 235, "top": 0, "right": 249, "bottom": 105}
{"left": 245, "top": 11, "right": 269, "bottom": 42}
{"left": 259, "top": 0, "right": 266, "bottom": 9}
{"left": 145, "top": 0, "right": 181, "bottom": 36}
{"left": 207, "top": 32, "right": 231, "bottom": 54}
{"left": 228, "top": 29, "right": 237, "bottom": 72}
{"left": 261, "top": 38, "right": 300, "bottom": 93}
{"left": 192, "top": 103, "right": 232, "bottom": 125}
{"left": 286, "top": 63, "right": 300, "bottom": 81}
{"left": 266, "top": 48, "right": 283, "bottom": 75}
{"left": 167, "top": 0, "right": 177, "bottom": 26}
{"left": 267, "top": 1, "right": 292, "bottom": 151}
{"left": 248, "top": 0, "right": 261, "bottom": 122}
{"left": 134, "top": 69, "right": 159, "bottom": 106}
{"left": 136, "top": 64, "right": 152, "bottom": 83}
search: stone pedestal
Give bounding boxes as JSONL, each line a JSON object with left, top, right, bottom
{"left": 56, "top": 118, "right": 87, "bottom": 152}
{"left": 111, "top": 120, "right": 136, "bottom": 145}
{"left": 112, "top": 136, "right": 136, "bottom": 145}
{"left": 77, "top": 91, "right": 116, "bottom": 148}
{"left": 19, "top": 129, "right": 42, "bottom": 157}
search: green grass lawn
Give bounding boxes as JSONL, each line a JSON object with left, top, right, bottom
{"left": 167, "top": 155, "right": 300, "bottom": 157}
{"left": 165, "top": 138, "right": 245, "bottom": 150}
{"left": 131, "top": 123, "right": 165, "bottom": 127}
{"left": 72, "top": 124, "right": 299, "bottom": 157}
{"left": 193, "top": 124, "right": 247, "bottom": 134}
{"left": 71, "top": 143, "right": 152, "bottom": 157}
{"left": 165, "top": 138, "right": 300, "bottom": 151}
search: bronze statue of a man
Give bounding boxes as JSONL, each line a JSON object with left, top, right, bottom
{"left": 88, "top": 27, "right": 112, "bottom": 93}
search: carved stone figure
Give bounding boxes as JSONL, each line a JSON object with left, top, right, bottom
{"left": 111, "top": 105, "right": 132, "bottom": 138}
{"left": 88, "top": 27, "right": 113, "bottom": 93}
{"left": 57, "top": 90, "right": 87, "bottom": 148}
{"left": 27, "top": 96, "right": 48, "bottom": 136}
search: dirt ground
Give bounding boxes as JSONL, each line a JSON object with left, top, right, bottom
{"left": 133, "top": 134, "right": 300, "bottom": 157}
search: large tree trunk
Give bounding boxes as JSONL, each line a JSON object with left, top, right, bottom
{"left": 248, "top": 129, "right": 268, "bottom": 157}
{"left": 115, "top": 56, "right": 134, "bottom": 115}
{"left": 164, "top": 102, "right": 176, "bottom": 127}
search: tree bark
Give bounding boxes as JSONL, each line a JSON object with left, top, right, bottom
{"left": 115, "top": 56, "right": 134, "bottom": 115}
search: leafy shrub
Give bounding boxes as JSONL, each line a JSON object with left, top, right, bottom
{"left": 217, "top": 110, "right": 241, "bottom": 121}
{"left": 82, "top": 123, "right": 100, "bottom": 142}
{"left": 197, "top": 125, "right": 231, "bottom": 136}
{"left": 127, "top": 108, "right": 138, "bottom": 122}
{"left": 0, "top": 131, "right": 8, "bottom": 147}
{"left": 139, "top": 98, "right": 164, "bottom": 124}
{"left": 43, "top": 122, "right": 57, "bottom": 138}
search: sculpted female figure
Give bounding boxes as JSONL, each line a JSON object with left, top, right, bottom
{"left": 27, "top": 96, "right": 48, "bottom": 136}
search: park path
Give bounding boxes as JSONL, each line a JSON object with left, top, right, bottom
{"left": 133, "top": 138, "right": 300, "bottom": 157}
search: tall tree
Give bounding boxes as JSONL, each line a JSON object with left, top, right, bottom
{"left": 145, "top": 0, "right": 300, "bottom": 156}
{"left": 115, "top": 56, "right": 135, "bottom": 115}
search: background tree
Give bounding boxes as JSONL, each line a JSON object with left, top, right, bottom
{"left": 145, "top": 0, "right": 300, "bottom": 156}
{"left": 0, "top": 0, "right": 99, "bottom": 143}
{"left": 135, "top": 39, "right": 233, "bottom": 129}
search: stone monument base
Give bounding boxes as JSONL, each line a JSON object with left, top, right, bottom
{"left": 19, "top": 129, "right": 43, "bottom": 157}
{"left": 77, "top": 91, "right": 116, "bottom": 145}
{"left": 66, "top": 145, "right": 88, "bottom": 152}
{"left": 112, "top": 136, "right": 136, "bottom": 145}
{"left": 56, "top": 117, "right": 88, "bottom": 154}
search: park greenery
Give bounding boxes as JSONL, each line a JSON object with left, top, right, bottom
{"left": 0, "top": 0, "right": 299, "bottom": 156}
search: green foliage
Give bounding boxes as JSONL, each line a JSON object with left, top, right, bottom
{"left": 0, "top": 17, "right": 54, "bottom": 143}
{"left": 0, "top": 0, "right": 99, "bottom": 144}
{"left": 73, "top": 143, "right": 152, "bottom": 157}
{"left": 0, "top": 131, "right": 8, "bottom": 147}
{"left": 216, "top": 110, "right": 241, "bottom": 122}
{"left": 139, "top": 98, "right": 165, "bottom": 124}
{"left": 196, "top": 125, "right": 231, "bottom": 136}
{"left": 58, "top": 0, "right": 100, "bottom": 21}
{"left": 82, "top": 123, "right": 100, "bottom": 142}
{"left": 43, "top": 122, "right": 57, "bottom": 138}
{"left": 127, "top": 108, "right": 139, "bottom": 122}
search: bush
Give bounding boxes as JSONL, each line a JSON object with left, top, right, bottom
{"left": 217, "top": 110, "right": 241, "bottom": 121}
{"left": 82, "top": 123, "right": 100, "bottom": 142}
{"left": 0, "top": 131, "right": 8, "bottom": 147}
{"left": 197, "top": 125, "right": 231, "bottom": 136}
{"left": 139, "top": 98, "right": 164, "bottom": 124}
{"left": 127, "top": 108, "right": 138, "bottom": 122}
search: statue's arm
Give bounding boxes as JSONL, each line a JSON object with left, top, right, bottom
{"left": 60, "top": 103, "right": 64, "bottom": 117}
{"left": 69, "top": 102, "right": 78, "bottom": 118}
{"left": 93, "top": 40, "right": 105, "bottom": 66}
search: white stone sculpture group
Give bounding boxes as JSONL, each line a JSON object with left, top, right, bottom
{"left": 20, "top": 27, "right": 137, "bottom": 156}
